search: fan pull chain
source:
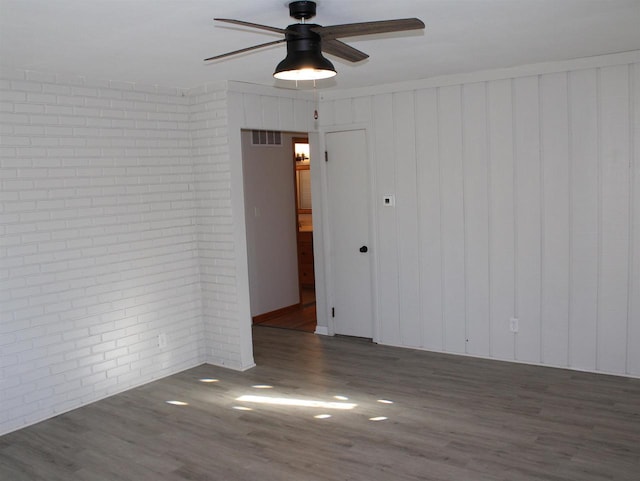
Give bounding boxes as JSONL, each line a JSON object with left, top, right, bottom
{"left": 313, "top": 81, "right": 319, "bottom": 120}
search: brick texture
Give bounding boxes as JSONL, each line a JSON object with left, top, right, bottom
{"left": 189, "top": 84, "right": 243, "bottom": 369}
{"left": 1, "top": 71, "right": 310, "bottom": 435}
{"left": 1, "top": 70, "right": 208, "bottom": 434}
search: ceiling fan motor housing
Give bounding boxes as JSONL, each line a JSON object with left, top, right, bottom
{"left": 289, "top": 1, "right": 317, "bottom": 21}
{"left": 284, "top": 23, "right": 321, "bottom": 51}
{"left": 274, "top": 22, "right": 336, "bottom": 79}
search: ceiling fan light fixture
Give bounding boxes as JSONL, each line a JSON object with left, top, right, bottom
{"left": 273, "top": 50, "right": 337, "bottom": 81}
{"left": 209, "top": 1, "right": 425, "bottom": 84}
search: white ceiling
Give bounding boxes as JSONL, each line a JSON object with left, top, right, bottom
{"left": 1, "top": 0, "right": 640, "bottom": 91}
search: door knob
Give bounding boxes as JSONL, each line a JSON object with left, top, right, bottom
{"left": 359, "top": 245, "right": 368, "bottom": 253}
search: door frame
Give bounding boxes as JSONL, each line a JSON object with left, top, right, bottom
{"left": 292, "top": 136, "right": 312, "bottom": 303}
{"left": 317, "top": 124, "right": 380, "bottom": 342}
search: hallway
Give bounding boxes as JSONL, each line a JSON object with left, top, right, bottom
{"left": 253, "top": 288, "right": 316, "bottom": 333}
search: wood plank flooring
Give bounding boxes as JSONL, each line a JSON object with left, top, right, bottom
{"left": 254, "top": 288, "right": 317, "bottom": 333}
{"left": 1, "top": 326, "right": 639, "bottom": 480}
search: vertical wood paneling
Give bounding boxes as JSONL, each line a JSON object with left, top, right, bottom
{"left": 293, "top": 99, "right": 311, "bottom": 132}
{"left": 353, "top": 97, "right": 372, "bottom": 124}
{"left": 598, "top": 65, "right": 630, "bottom": 373}
{"left": 261, "top": 96, "right": 280, "bottom": 128}
{"left": 278, "top": 97, "right": 295, "bottom": 131}
{"left": 438, "top": 85, "right": 466, "bottom": 353}
{"left": 415, "top": 88, "right": 444, "bottom": 351}
{"left": 334, "top": 98, "right": 353, "bottom": 125}
{"left": 488, "top": 79, "right": 516, "bottom": 360}
{"left": 568, "top": 69, "right": 599, "bottom": 370}
{"left": 321, "top": 56, "right": 637, "bottom": 378}
{"left": 320, "top": 99, "right": 336, "bottom": 126}
{"left": 514, "top": 76, "right": 542, "bottom": 363}
{"left": 373, "top": 94, "right": 400, "bottom": 345}
{"left": 540, "top": 72, "right": 570, "bottom": 367}
{"left": 462, "top": 82, "right": 490, "bottom": 356}
{"left": 630, "top": 63, "right": 640, "bottom": 376}
{"left": 394, "top": 91, "right": 421, "bottom": 347}
{"left": 243, "top": 93, "right": 262, "bottom": 127}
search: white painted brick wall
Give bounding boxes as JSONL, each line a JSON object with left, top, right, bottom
{"left": 1, "top": 70, "right": 204, "bottom": 434}
{"left": 189, "top": 83, "right": 244, "bottom": 368}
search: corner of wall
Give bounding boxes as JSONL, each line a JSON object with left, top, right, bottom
{"left": 0, "top": 68, "right": 206, "bottom": 434}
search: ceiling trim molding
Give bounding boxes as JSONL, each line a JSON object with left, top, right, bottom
{"left": 320, "top": 50, "right": 640, "bottom": 100}
{"left": 227, "top": 80, "right": 315, "bottom": 100}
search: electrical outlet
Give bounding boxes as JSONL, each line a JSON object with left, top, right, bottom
{"left": 382, "top": 195, "right": 395, "bottom": 207}
{"left": 509, "top": 318, "right": 519, "bottom": 333}
{"left": 158, "top": 333, "right": 167, "bottom": 348}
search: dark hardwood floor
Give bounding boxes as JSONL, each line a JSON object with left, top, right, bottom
{"left": 254, "top": 288, "right": 316, "bottom": 332}
{"left": 1, "top": 326, "right": 639, "bottom": 480}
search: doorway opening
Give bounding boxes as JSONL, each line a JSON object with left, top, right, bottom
{"left": 241, "top": 130, "right": 316, "bottom": 333}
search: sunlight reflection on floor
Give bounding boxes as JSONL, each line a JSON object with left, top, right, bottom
{"left": 193, "top": 374, "right": 396, "bottom": 423}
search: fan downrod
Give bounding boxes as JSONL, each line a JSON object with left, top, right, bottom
{"left": 289, "top": 1, "right": 317, "bottom": 21}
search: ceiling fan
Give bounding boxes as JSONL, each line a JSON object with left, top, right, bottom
{"left": 204, "top": 1, "right": 425, "bottom": 81}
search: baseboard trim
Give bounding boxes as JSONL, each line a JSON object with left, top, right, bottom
{"left": 314, "top": 326, "right": 330, "bottom": 336}
{"left": 0, "top": 358, "right": 205, "bottom": 437}
{"left": 252, "top": 303, "right": 300, "bottom": 324}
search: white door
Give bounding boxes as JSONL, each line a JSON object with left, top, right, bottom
{"left": 326, "top": 129, "right": 373, "bottom": 338}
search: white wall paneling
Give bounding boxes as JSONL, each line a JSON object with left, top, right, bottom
{"left": 631, "top": 63, "right": 640, "bottom": 376}
{"left": 438, "top": 85, "right": 466, "bottom": 354}
{"left": 514, "top": 75, "right": 542, "bottom": 364}
{"left": 568, "top": 69, "right": 599, "bottom": 371}
{"left": 261, "top": 96, "right": 280, "bottom": 130}
{"left": 241, "top": 93, "right": 263, "bottom": 129}
{"left": 394, "top": 91, "right": 421, "bottom": 347}
{"left": 277, "top": 97, "right": 295, "bottom": 132}
{"left": 320, "top": 54, "right": 640, "bottom": 377}
{"left": 597, "top": 65, "right": 631, "bottom": 374}
{"left": 353, "top": 97, "right": 373, "bottom": 125}
{"left": 333, "top": 99, "right": 354, "bottom": 126}
{"left": 462, "top": 82, "right": 490, "bottom": 357}
{"left": 372, "top": 93, "right": 400, "bottom": 345}
{"left": 540, "top": 72, "right": 571, "bottom": 367}
{"left": 487, "top": 79, "right": 516, "bottom": 361}
{"left": 415, "top": 88, "right": 444, "bottom": 351}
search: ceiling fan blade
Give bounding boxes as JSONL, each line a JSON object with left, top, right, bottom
{"left": 312, "top": 18, "right": 425, "bottom": 40}
{"left": 204, "top": 39, "right": 286, "bottom": 61}
{"left": 214, "top": 18, "right": 287, "bottom": 35}
{"left": 322, "top": 39, "right": 369, "bottom": 62}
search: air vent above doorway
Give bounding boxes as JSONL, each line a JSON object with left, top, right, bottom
{"left": 251, "top": 130, "right": 282, "bottom": 146}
